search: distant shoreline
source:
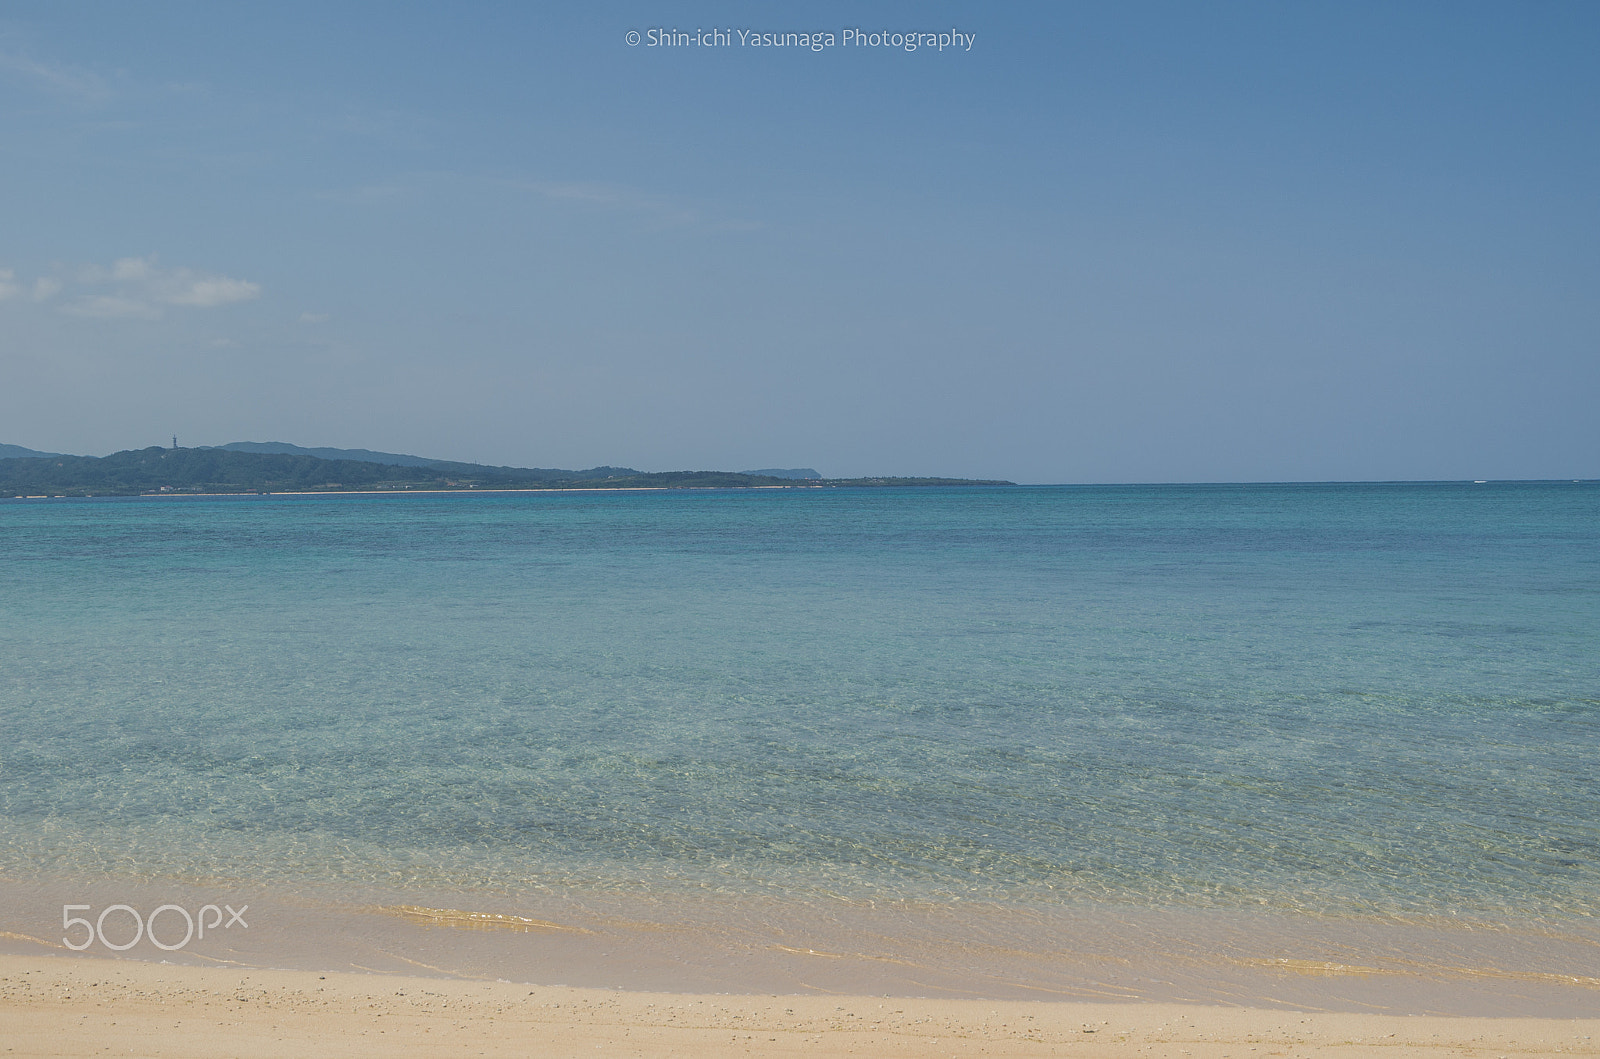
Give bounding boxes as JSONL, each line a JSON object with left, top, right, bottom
{"left": 0, "top": 445, "right": 1012, "bottom": 497}
{"left": 3, "top": 482, "right": 1015, "bottom": 500}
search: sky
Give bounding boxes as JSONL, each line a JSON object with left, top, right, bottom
{"left": 0, "top": 2, "right": 1595, "bottom": 483}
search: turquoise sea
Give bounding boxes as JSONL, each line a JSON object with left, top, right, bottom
{"left": 2, "top": 483, "right": 1597, "bottom": 1003}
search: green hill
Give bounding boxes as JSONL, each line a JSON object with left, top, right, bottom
{"left": 0, "top": 447, "right": 1011, "bottom": 497}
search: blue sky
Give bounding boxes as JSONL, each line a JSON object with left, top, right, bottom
{"left": 1, "top": 2, "right": 1595, "bottom": 482}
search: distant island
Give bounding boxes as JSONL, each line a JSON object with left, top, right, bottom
{"left": 0, "top": 442, "right": 1012, "bottom": 497}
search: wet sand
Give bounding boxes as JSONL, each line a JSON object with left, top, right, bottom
{"left": 3, "top": 953, "right": 1598, "bottom": 1058}
{"left": 5, "top": 875, "right": 1599, "bottom": 1020}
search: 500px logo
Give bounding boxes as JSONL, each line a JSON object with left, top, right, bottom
{"left": 62, "top": 903, "right": 248, "bottom": 952}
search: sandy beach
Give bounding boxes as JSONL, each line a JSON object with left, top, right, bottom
{"left": 1, "top": 953, "right": 1596, "bottom": 1058}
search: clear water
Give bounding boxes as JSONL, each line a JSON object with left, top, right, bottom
{"left": 2, "top": 484, "right": 1597, "bottom": 925}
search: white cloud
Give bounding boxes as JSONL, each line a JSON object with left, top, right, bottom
{"left": 111, "top": 256, "right": 153, "bottom": 281}
{"left": 0, "top": 52, "right": 109, "bottom": 103}
{"left": 0, "top": 270, "right": 61, "bottom": 301}
{"left": 64, "top": 294, "right": 161, "bottom": 320}
{"left": 25, "top": 256, "right": 263, "bottom": 319}
{"left": 518, "top": 180, "right": 700, "bottom": 227}
{"left": 161, "top": 273, "right": 260, "bottom": 307}
{"left": 325, "top": 104, "right": 432, "bottom": 151}
{"left": 315, "top": 181, "right": 414, "bottom": 206}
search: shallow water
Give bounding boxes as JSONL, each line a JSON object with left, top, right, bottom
{"left": 1, "top": 483, "right": 1597, "bottom": 990}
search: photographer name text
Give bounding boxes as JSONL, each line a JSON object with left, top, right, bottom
{"left": 627, "top": 27, "right": 975, "bottom": 52}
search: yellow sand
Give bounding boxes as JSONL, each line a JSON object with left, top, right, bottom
{"left": 2, "top": 954, "right": 1596, "bottom": 1057}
